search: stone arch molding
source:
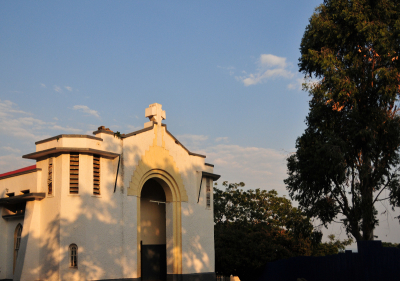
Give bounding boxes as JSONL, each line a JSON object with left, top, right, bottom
{"left": 128, "top": 145, "right": 188, "bottom": 202}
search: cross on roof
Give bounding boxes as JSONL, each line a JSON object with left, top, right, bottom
{"left": 145, "top": 103, "right": 166, "bottom": 126}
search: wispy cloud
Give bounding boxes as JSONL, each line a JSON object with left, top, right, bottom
{"left": 287, "top": 78, "right": 305, "bottom": 90}
{"left": 0, "top": 116, "right": 49, "bottom": 140}
{"left": 40, "top": 83, "right": 46, "bottom": 88}
{"left": 1, "top": 146, "right": 21, "bottom": 153}
{"left": 215, "top": 137, "right": 229, "bottom": 142}
{"left": 259, "top": 54, "right": 287, "bottom": 68}
{"left": 176, "top": 134, "right": 208, "bottom": 150}
{"left": 218, "top": 65, "right": 236, "bottom": 76}
{"left": 0, "top": 100, "right": 31, "bottom": 117}
{"left": 176, "top": 133, "right": 289, "bottom": 194}
{"left": 287, "top": 76, "right": 320, "bottom": 91}
{"left": 50, "top": 125, "right": 82, "bottom": 133}
{"left": 72, "top": 105, "right": 100, "bottom": 118}
{"left": 65, "top": 86, "right": 72, "bottom": 91}
{"left": 0, "top": 154, "right": 33, "bottom": 174}
{"left": 236, "top": 54, "right": 294, "bottom": 86}
{"left": 54, "top": 85, "right": 62, "bottom": 93}
{"left": 206, "top": 144, "right": 287, "bottom": 192}
{"left": 0, "top": 99, "right": 82, "bottom": 141}
{"left": 126, "top": 124, "right": 142, "bottom": 132}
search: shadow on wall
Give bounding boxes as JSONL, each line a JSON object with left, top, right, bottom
{"left": 160, "top": 155, "right": 213, "bottom": 275}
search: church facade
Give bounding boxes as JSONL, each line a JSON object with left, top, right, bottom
{"left": 0, "top": 103, "right": 220, "bottom": 281}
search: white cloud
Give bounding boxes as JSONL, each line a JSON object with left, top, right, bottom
{"left": 217, "top": 65, "right": 235, "bottom": 76}
{"left": 259, "top": 54, "right": 287, "bottom": 68}
{"left": 50, "top": 125, "right": 82, "bottom": 133}
{"left": 126, "top": 125, "right": 142, "bottom": 132}
{"left": 40, "top": 83, "right": 46, "bottom": 88}
{"left": 239, "top": 68, "right": 294, "bottom": 86}
{"left": 0, "top": 100, "right": 47, "bottom": 140}
{"left": 287, "top": 78, "right": 304, "bottom": 90}
{"left": 0, "top": 154, "right": 33, "bottom": 174}
{"left": 54, "top": 85, "right": 62, "bottom": 93}
{"left": 65, "top": 86, "right": 72, "bottom": 91}
{"left": 72, "top": 105, "right": 100, "bottom": 118}
{"left": 287, "top": 77, "right": 320, "bottom": 91}
{"left": 206, "top": 144, "right": 288, "bottom": 194}
{"left": 236, "top": 54, "right": 295, "bottom": 86}
{"left": 0, "top": 117, "right": 49, "bottom": 140}
{"left": 176, "top": 134, "right": 289, "bottom": 195}
{"left": 0, "top": 100, "right": 31, "bottom": 117}
{"left": 1, "top": 146, "right": 21, "bottom": 153}
{"left": 176, "top": 134, "right": 209, "bottom": 150}
{"left": 0, "top": 100, "right": 82, "bottom": 141}
{"left": 215, "top": 137, "right": 229, "bottom": 142}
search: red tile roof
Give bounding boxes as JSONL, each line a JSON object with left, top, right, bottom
{"left": 0, "top": 165, "right": 37, "bottom": 178}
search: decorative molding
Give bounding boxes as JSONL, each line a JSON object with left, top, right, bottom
{"left": 23, "top": 147, "right": 119, "bottom": 160}
{"left": 35, "top": 134, "right": 103, "bottom": 145}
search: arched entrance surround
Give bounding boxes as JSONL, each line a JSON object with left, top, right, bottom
{"left": 128, "top": 145, "right": 188, "bottom": 278}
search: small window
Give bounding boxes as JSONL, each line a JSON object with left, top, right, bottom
{"left": 48, "top": 158, "right": 53, "bottom": 195}
{"left": 14, "top": 224, "right": 22, "bottom": 273}
{"left": 69, "top": 244, "right": 78, "bottom": 268}
{"left": 70, "top": 153, "right": 79, "bottom": 194}
{"left": 93, "top": 155, "right": 100, "bottom": 195}
{"left": 206, "top": 178, "right": 211, "bottom": 209}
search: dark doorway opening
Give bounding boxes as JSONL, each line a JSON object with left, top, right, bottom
{"left": 141, "top": 179, "right": 167, "bottom": 281}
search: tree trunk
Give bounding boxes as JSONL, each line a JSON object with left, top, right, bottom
{"left": 361, "top": 151, "right": 374, "bottom": 241}
{"left": 361, "top": 186, "right": 374, "bottom": 240}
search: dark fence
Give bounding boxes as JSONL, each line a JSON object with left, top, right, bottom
{"left": 258, "top": 241, "right": 400, "bottom": 281}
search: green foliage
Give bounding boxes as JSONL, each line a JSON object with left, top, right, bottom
{"left": 285, "top": 0, "right": 400, "bottom": 241}
{"left": 214, "top": 182, "right": 350, "bottom": 281}
{"left": 312, "top": 235, "right": 353, "bottom": 256}
{"left": 214, "top": 182, "right": 318, "bottom": 241}
{"left": 382, "top": 242, "right": 400, "bottom": 248}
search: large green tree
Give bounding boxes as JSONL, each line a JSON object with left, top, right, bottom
{"left": 214, "top": 182, "right": 352, "bottom": 281}
{"left": 285, "top": 0, "right": 400, "bottom": 241}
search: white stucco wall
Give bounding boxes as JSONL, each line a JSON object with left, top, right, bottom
{"left": 162, "top": 126, "right": 215, "bottom": 274}
{"left": 0, "top": 170, "right": 41, "bottom": 280}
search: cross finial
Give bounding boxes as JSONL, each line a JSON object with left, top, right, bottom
{"left": 144, "top": 103, "right": 166, "bottom": 128}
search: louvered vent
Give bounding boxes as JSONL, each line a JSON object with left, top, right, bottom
{"left": 206, "top": 178, "right": 211, "bottom": 209}
{"left": 70, "top": 153, "right": 79, "bottom": 194}
{"left": 48, "top": 158, "right": 53, "bottom": 195}
{"left": 93, "top": 155, "right": 100, "bottom": 195}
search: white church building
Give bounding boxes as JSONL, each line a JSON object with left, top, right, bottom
{"left": 0, "top": 103, "right": 220, "bottom": 281}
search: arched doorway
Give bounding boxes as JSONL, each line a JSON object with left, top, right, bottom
{"left": 133, "top": 166, "right": 184, "bottom": 278}
{"left": 140, "top": 179, "right": 167, "bottom": 281}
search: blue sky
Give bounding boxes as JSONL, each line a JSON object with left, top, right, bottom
{"left": 1, "top": 1, "right": 399, "bottom": 245}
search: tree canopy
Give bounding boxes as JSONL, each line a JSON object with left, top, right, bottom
{"left": 214, "top": 182, "right": 352, "bottom": 281}
{"left": 285, "top": 0, "right": 400, "bottom": 241}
